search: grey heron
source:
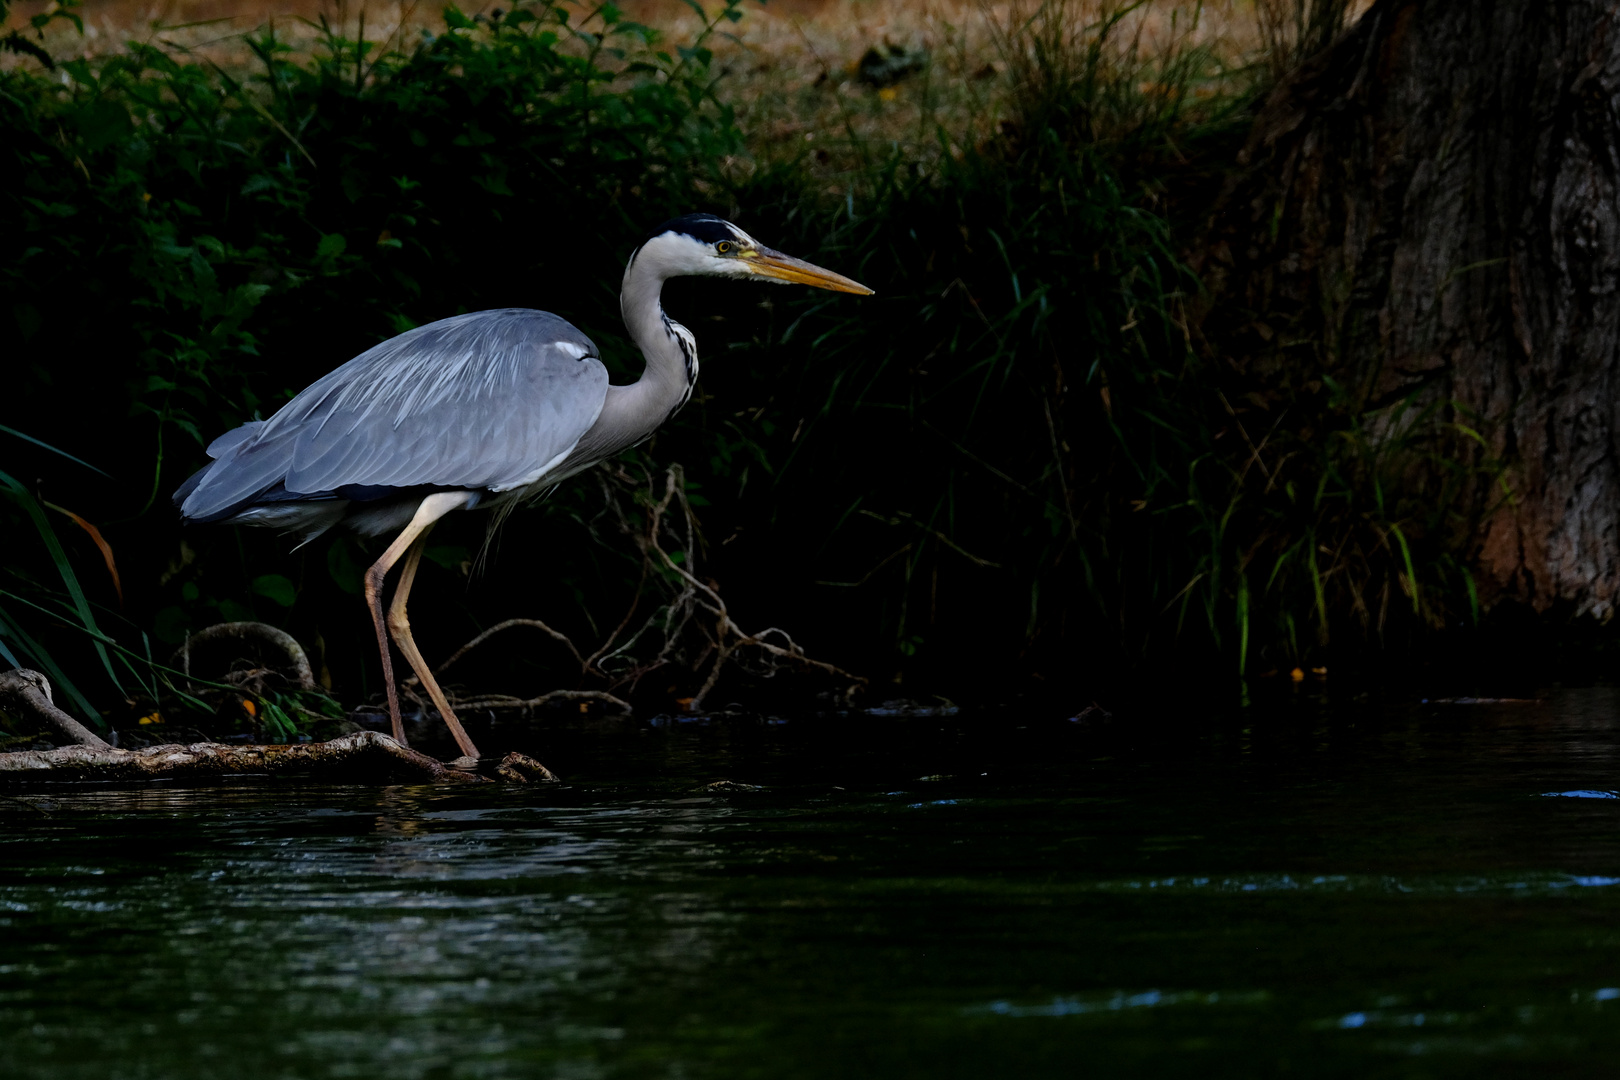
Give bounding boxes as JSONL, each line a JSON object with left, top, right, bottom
{"left": 174, "top": 215, "right": 871, "bottom": 760}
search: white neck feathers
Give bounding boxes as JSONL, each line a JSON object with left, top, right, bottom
{"left": 588, "top": 236, "right": 703, "bottom": 457}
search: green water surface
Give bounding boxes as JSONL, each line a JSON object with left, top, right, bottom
{"left": 3, "top": 690, "right": 1619, "bottom": 1077}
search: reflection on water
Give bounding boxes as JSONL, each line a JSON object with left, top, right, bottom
{"left": 971, "top": 989, "right": 1272, "bottom": 1017}
{"left": 1086, "top": 871, "right": 1620, "bottom": 893}
{"left": 2, "top": 689, "right": 1620, "bottom": 1077}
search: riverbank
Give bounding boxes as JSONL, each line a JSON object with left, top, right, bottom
{"left": 3, "top": 0, "right": 1493, "bottom": 740}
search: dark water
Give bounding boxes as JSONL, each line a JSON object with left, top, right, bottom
{"left": 3, "top": 689, "right": 1620, "bottom": 1078}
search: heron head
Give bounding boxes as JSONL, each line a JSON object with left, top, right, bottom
{"left": 638, "top": 214, "right": 874, "bottom": 295}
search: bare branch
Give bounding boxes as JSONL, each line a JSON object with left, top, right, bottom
{"left": 582, "top": 559, "right": 650, "bottom": 672}
{"left": 428, "top": 617, "right": 586, "bottom": 679}
{"left": 628, "top": 466, "right": 866, "bottom": 711}
{"left": 386, "top": 459, "right": 865, "bottom": 719}
{"left": 0, "top": 669, "right": 110, "bottom": 748}
{"left": 451, "top": 689, "right": 633, "bottom": 713}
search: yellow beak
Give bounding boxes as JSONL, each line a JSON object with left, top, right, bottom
{"left": 744, "top": 249, "right": 874, "bottom": 295}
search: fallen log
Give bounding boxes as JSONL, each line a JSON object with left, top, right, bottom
{"left": 0, "top": 734, "right": 562, "bottom": 786}
{"left": 0, "top": 667, "right": 559, "bottom": 785}
{"left": 0, "top": 730, "right": 489, "bottom": 785}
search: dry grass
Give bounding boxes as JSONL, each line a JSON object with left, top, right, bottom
{"left": 8, "top": 0, "right": 1292, "bottom": 183}
{"left": 656, "top": 0, "right": 1269, "bottom": 183}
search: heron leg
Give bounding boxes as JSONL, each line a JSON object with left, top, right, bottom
{"left": 387, "top": 533, "right": 482, "bottom": 761}
{"left": 362, "top": 491, "right": 477, "bottom": 751}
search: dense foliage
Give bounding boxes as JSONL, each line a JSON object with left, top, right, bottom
{"left": 0, "top": 0, "right": 1492, "bottom": 735}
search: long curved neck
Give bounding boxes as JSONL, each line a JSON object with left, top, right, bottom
{"left": 600, "top": 249, "right": 698, "bottom": 445}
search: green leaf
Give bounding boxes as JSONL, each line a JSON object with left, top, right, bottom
{"left": 326, "top": 539, "right": 364, "bottom": 595}
{"left": 12, "top": 303, "right": 42, "bottom": 340}
{"left": 72, "top": 99, "right": 132, "bottom": 152}
{"left": 258, "top": 699, "right": 299, "bottom": 743}
{"left": 1236, "top": 572, "right": 1249, "bottom": 676}
{"left": 424, "top": 545, "right": 470, "bottom": 571}
{"left": 0, "top": 471, "right": 120, "bottom": 715}
{"left": 0, "top": 425, "right": 110, "bottom": 477}
{"left": 218, "top": 599, "right": 255, "bottom": 623}
{"left": 1387, "top": 523, "right": 1420, "bottom": 615}
{"left": 251, "top": 574, "right": 297, "bottom": 607}
{"left": 0, "top": 600, "right": 100, "bottom": 720}
{"left": 316, "top": 233, "right": 347, "bottom": 259}
{"left": 153, "top": 605, "right": 192, "bottom": 645}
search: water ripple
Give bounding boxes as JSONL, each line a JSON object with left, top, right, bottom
{"left": 1085, "top": 872, "right": 1620, "bottom": 896}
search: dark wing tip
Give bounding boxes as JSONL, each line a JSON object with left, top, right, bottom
{"left": 172, "top": 463, "right": 209, "bottom": 512}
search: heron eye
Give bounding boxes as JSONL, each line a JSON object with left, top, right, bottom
{"left": 716, "top": 241, "right": 732, "bottom": 254}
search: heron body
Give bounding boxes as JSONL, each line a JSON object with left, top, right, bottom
{"left": 175, "top": 215, "right": 871, "bottom": 760}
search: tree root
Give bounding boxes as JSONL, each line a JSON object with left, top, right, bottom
{"left": 495, "top": 752, "right": 559, "bottom": 783}
{"left": 173, "top": 621, "right": 317, "bottom": 691}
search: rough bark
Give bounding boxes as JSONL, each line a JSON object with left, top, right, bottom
{"left": 1198, "top": 0, "right": 1620, "bottom": 617}
{"left": 495, "top": 752, "right": 561, "bottom": 784}
{"left": 0, "top": 730, "right": 487, "bottom": 784}
{"left": 0, "top": 667, "right": 559, "bottom": 786}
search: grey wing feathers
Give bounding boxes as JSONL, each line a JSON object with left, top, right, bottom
{"left": 207, "top": 421, "right": 266, "bottom": 457}
{"left": 179, "top": 310, "right": 608, "bottom": 522}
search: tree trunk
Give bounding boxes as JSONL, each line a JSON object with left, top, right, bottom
{"left": 1198, "top": 0, "right": 1620, "bottom": 618}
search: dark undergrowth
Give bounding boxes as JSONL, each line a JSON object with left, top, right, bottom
{"left": 0, "top": 0, "right": 1503, "bottom": 739}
